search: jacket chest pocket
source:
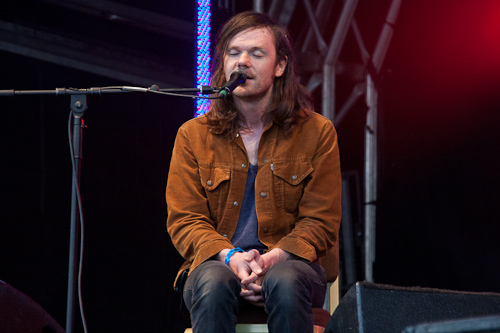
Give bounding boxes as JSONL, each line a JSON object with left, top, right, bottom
{"left": 199, "top": 165, "right": 231, "bottom": 222}
{"left": 271, "top": 160, "right": 313, "bottom": 214}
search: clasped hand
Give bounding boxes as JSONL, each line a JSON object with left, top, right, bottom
{"left": 226, "top": 248, "right": 289, "bottom": 307}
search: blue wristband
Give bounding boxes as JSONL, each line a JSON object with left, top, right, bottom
{"left": 224, "top": 247, "right": 244, "bottom": 266}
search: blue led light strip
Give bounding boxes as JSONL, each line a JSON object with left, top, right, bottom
{"left": 196, "top": 0, "right": 211, "bottom": 117}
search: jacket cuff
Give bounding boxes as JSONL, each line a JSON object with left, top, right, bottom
{"left": 274, "top": 237, "right": 317, "bottom": 262}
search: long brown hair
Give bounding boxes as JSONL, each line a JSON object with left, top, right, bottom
{"left": 205, "top": 11, "right": 313, "bottom": 137}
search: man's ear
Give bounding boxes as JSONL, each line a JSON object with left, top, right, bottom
{"left": 275, "top": 56, "right": 288, "bottom": 77}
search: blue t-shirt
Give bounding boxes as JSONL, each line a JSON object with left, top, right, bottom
{"left": 231, "top": 164, "right": 267, "bottom": 252}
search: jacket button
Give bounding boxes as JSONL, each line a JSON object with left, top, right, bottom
{"left": 207, "top": 180, "right": 213, "bottom": 186}
{"left": 263, "top": 228, "right": 269, "bottom": 233}
{"left": 260, "top": 192, "right": 267, "bottom": 198}
{"left": 242, "top": 163, "right": 246, "bottom": 168}
{"left": 291, "top": 175, "right": 297, "bottom": 180}
{"left": 233, "top": 201, "right": 238, "bottom": 206}
{"left": 223, "top": 234, "right": 227, "bottom": 238}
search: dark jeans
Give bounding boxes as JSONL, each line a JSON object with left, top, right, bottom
{"left": 183, "top": 259, "right": 327, "bottom": 333}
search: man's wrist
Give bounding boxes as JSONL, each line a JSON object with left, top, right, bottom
{"left": 217, "top": 249, "right": 231, "bottom": 262}
{"left": 270, "top": 248, "right": 292, "bottom": 261}
{"left": 282, "top": 250, "right": 293, "bottom": 260}
{"left": 225, "top": 247, "right": 244, "bottom": 265}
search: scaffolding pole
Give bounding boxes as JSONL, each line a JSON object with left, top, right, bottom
{"left": 363, "top": 0, "right": 401, "bottom": 282}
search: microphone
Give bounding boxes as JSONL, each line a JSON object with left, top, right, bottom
{"left": 219, "top": 70, "right": 247, "bottom": 97}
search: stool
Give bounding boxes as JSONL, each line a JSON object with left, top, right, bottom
{"left": 185, "top": 308, "right": 330, "bottom": 333}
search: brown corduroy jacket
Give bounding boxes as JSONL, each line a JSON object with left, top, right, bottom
{"left": 166, "top": 111, "right": 342, "bottom": 287}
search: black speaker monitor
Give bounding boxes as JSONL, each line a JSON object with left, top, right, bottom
{"left": 327, "top": 282, "right": 500, "bottom": 333}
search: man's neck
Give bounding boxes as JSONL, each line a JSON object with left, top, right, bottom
{"left": 240, "top": 107, "right": 266, "bottom": 130}
{"left": 234, "top": 93, "right": 272, "bottom": 130}
{"left": 234, "top": 96, "right": 270, "bottom": 165}
{"left": 239, "top": 122, "right": 264, "bottom": 166}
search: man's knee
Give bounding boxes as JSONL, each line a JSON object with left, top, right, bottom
{"left": 263, "top": 262, "right": 307, "bottom": 299}
{"left": 262, "top": 261, "right": 326, "bottom": 306}
{"left": 184, "top": 260, "right": 240, "bottom": 307}
{"left": 265, "top": 261, "right": 309, "bottom": 285}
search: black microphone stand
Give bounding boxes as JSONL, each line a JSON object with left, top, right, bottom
{"left": 68, "top": 93, "right": 86, "bottom": 333}
{"left": 0, "top": 85, "right": 219, "bottom": 333}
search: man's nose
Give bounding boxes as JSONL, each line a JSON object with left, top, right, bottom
{"left": 237, "top": 52, "right": 251, "bottom": 67}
